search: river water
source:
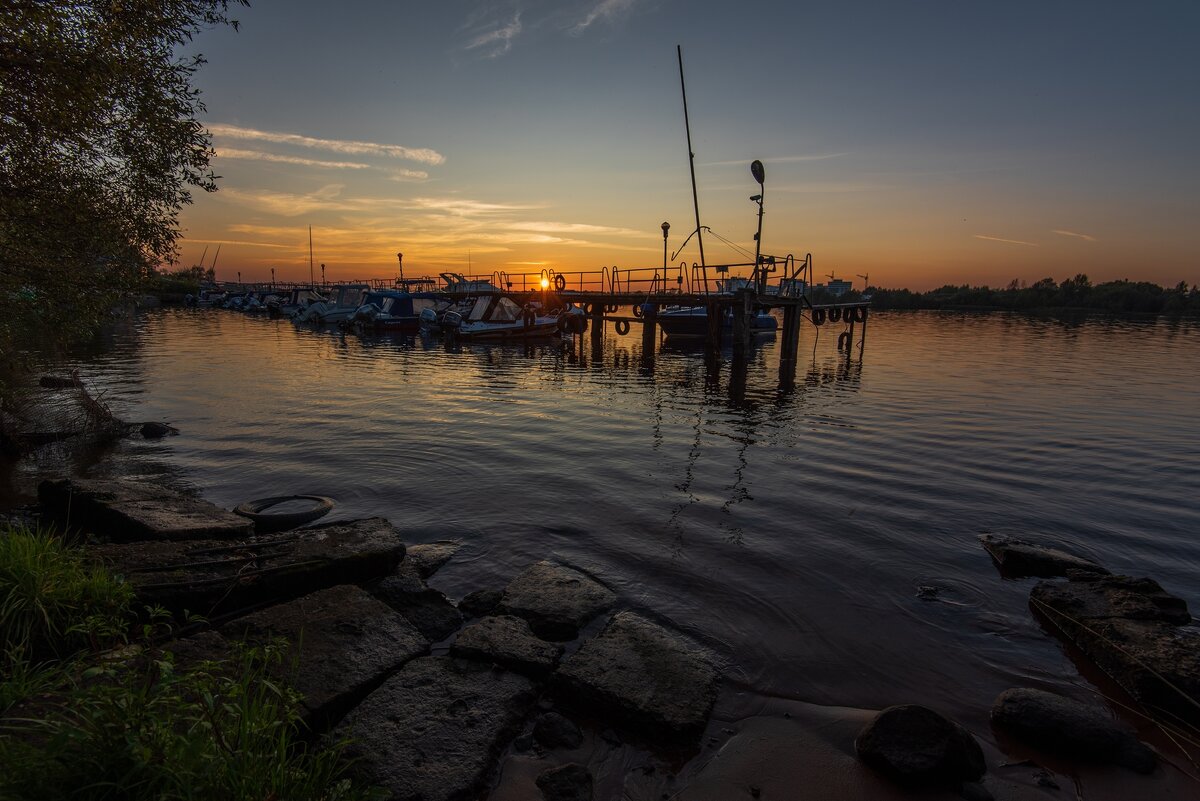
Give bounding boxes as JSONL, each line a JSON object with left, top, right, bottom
{"left": 9, "top": 308, "right": 1200, "bottom": 750}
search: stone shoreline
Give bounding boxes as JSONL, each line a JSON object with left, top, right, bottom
{"left": 13, "top": 478, "right": 1200, "bottom": 800}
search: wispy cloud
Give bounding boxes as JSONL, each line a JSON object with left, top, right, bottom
{"left": 405, "top": 197, "right": 542, "bottom": 216}
{"left": 1052, "top": 229, "right": 1096, "bottom": 242}
{"left": 975, "top": 234, "right": 1039, "bottom": 247}
{"left": 464, "top": 12, "right": 522, "bottom": 57}
{"left": 571, "top": 0, "right": 638, "bottom": 34}
{"left": 218, "top": 185, "right": 352, "bottom": 217}
{"left": 215, "top": 148, "right": 374, "bottom": 170}
{"left": 208, "top": 124, "right": 445, "bottom": 165}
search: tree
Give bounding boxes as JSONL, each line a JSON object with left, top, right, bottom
{"left": 0, "top": 1, "right": 246, "bottom": 382}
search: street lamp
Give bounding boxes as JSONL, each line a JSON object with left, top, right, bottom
{"left": 270, "top": 267, "right": 275, "bottom": 288}
{"left": 396, "top": 252, "right": 404, "bottom": 283}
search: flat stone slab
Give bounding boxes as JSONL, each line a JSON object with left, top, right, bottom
{"left": 220, "top": 584, "right": 427, "bottom": 729}
{"left": 339, "top": 656, "right": 536, "bottom": 801}
{"left": 404, "top": 540, "right": 461, "bottom": 579}
{"left": 89, "top": 517, "right": 405, "bottom": 616}
{"left": 500, "top": 561, "right": 616, "bottom": 640}
{"left": 40, "top": 477, "right": 253, "bottom": 541}
{"left": 991, "top": 688, "right": 1155, "bottom": 773}
{"left": 1032, "top": 573, "right": 1199, "bottom": 723}
{"left": 554, "top": 611, "right": 718, "bottom": 743}
{"left": 451, "top": 615, "right": 563, "bottom": 677}
{"left": 369, "top": 562, "right": 462, "bottom": 641}
{"left": 980, "top": 534, "right": 1109, "bottom": 578}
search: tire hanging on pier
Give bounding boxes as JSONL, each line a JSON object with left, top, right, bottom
{"left": 632, "top": 304, "right": 645, "bottom": 318}
{"left": 837, "top": 331, "right": 851, "bottom": 351}
{"left": 828, "top": 307, "right": 842, "bottom": 323}
{"left": 606, "top": 304, "right": 619, "bottom": 313}
{"left": 615, "top": 319, "right": 630, "bottom": 335}
{"left": 812, "top": 308, "right": 826, "bottom": 326}
{"left": 554, "top": 274, "right": 566, "bottom": 291}
{"left": 853, "top": 307, "right": 868, "bottom": 323}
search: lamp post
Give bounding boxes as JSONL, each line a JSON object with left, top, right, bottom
{"left": 270, "top": 267, "right": 275, "bottom": 288}
{"left": 237, "top": 271, "right": 241, "bottom": 286}
{"left": 321, "top": 263, "right": 325, "bottom": 287}
{"left": 750, "top": 160, "right": 766, "bottom": 295}
{"left": 396, "top": 252, "right": 404, "bottom": 283}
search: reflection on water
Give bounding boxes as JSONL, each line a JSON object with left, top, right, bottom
{"left": 13, "top": 309, "right": 1200, "bottom": 729}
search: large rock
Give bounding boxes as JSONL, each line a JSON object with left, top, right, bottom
{"left": 991, "top": 688, "right": 1155, "bottom": 773}
{"left": 533, "top": 711, "right": 584, "bottom": 750}
{"left": 40, "top": 477, "right": 252, "bottom": 541}
{"left": 500, "top": 561, "right": 616, "bottom": 640}
{"left": 459, "top": 588, "right": 503, "bottom": 618}
{"left": 855, "top": 704, "right": 985, "bottom": 788}
{"left": 220, "top": 584, "right": 427, "bottom": 729}
{"left": 369, "top": 562, "right": 462, "bottom": 641}
{"left": 536, "top": 763, "right": 592, "bottom": 801}
{"left": 554, "top": 611, "right": 718, "bottom": 743}
{"left": 979, "top": 534, "right": 1109, "bottom": 578}
{"left": 451, "top": 615, "right": 563, "bottom": 677}
{"left": 89, "top": 517, "right": 405, "bottom": 616}
{"left": 338, "top": 656, "right": 536, "bottom": 801}
{"left": 404, "top": 541, "right": 461, "bottom": 579}
{"left": 1031, "top": 574, "right": 1200, "bottom": 723}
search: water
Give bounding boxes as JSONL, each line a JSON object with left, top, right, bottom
{"left": 11, "top": 309, "right": 1200, "bottom": 733}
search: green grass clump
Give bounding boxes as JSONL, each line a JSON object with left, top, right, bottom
{"left": 0, "top": 524, "right": 135, "bottom": 670}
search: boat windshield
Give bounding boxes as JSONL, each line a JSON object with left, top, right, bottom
{"left": 490, "top": 296, "right": 522, "bottom": 322}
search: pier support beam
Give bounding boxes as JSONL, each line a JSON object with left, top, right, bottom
{"left": 779, "top": 305, "right": 801, "bottom": 389}
{"left": 589, "top": 302, "right": 604, "bottom": 362}
{"left": 731, "top": 289, "right": 752, "bottom": 360}
{"left": 640, "top": 304, "right": 657, "bottom": 365}
{"left": 704, "top": 300, "right": 722, "bottom": 359}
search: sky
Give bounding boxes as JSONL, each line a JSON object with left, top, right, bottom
{"left": 179, "top": 0, "right": 1200, "bottom": 291}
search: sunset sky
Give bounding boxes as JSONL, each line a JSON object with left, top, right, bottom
{"left": 180, "top": 0, "right": 1199, "bottom": 291}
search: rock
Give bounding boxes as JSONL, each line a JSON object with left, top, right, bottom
{"left": 1031, "top": 573, "right": 1190, "bottom": 625}
{"left": 959, "top": 781, "right": 994, "bottom": 801}
{"left": 40, "top": 477, "right": 253, "bottom": 541}
{"left": 554, "top": 611, "right": 718, "bottom": 743}
{"left": 854, "top": 704, "right": 985, "bottom": 788}
{"left": 368, "top": 563, "right": 462, "bottom": 641}
{"left": 220, "top": 584, "right": 427, "bottom": 730}
{"left": 500, "top": 561, "right": 616, "bottom": 640}
{"left": 991, "top": 688, "right": 1155, "bottom": 773}
{"left": 536, "top": 763, "right": 593, "bottom": 801}
{"left": 451, "top": 615, "right": 563, "bottom": 677}
{"left": 338, "top": 656, "right": 536, "bottom": 801}
{"left": 979, "top": 534, "right": 1109, "bottom": 578}
{"left": 404, "top": 540, "right": 461, "bottom": 578}
{"left": 533, "top": 711, "right": 584, "bottom": 750}
{"left": 139, "top": 421, "right": 179, "bottom": 439}
{"left": 89, "top": 516, "right": 405, "bottom": 616}
{"left": 1031, "top": 574, "right": 1200, "bottom": 723}
{"left": 460, "top": 588, "right": 503, "bottom": 618}
{"left": 162, "top": 630, "right": 232, "bottom": 669}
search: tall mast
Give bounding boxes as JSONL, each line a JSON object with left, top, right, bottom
{"left": 309, "top": 225, "right": 315, "bottom": 284}
{"left": 677, "top": 45, "right": 706, "bottom": 268}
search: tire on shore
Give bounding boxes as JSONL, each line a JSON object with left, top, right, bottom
{"left": 234, "top": 495, "right": 335, "bottom": 533}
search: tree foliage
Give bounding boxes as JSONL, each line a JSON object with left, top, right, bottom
{"left": 0, "top": 1, "right": 246, "bottom": 366}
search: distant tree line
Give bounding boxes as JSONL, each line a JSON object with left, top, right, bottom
{"left": 821, "top": 275, "right": 1200, "bottom": 315}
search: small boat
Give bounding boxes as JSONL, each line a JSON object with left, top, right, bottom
{"left": 655, "top": 305, "right": 777, "bottom": 339}
{"left": 267, "top": 286, "right": 326, "bottom": 319}
{"left": 349, "top": 289, "right": 442, "bottom": 331}
{"left": 444, "top": 294, "right": 561, "bottom": 339}
{"left": 295, "top": 283, "right": 370, "bottom": 324}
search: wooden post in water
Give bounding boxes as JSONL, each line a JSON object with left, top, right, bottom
{"left": 732, "top": 289, "right": 752, "bottom": 359}
{"left": 640, "top": 304, "right": 657, "bottom": 362}
{"left": 705, "top": 300, "right": 722, "bottom": 356}
{"left": 858, "top": 307, "right": 868, "bottom": 355}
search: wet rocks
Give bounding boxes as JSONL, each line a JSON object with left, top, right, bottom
{"left": 451, "top": 615, "right": 563, "bottom": 677}
{"left": 991, "top": 688, "right": 1155, "bottom": 773}
{"left": 40, "top": 477, "right": 253, "bottom": 541}
{"left": 500, "top": 560, "right": 616, "bottom": 640}
{"left": 854, "top": 704, "right": 985, "bottom": 789}
{"left": 979, "top": 534, "right": 1108, "bottom": 578}
{"left": 220, "top": 584, "right": 427, "bottom": 728}
{"left": 536, "top": 763, "right": 593, "bottom": 801}
{"left": 1031, "top": 573, "right": 1200, "bottom": 722}
{"left": 39, "top": 374, "right": 84, "bottom": 389}
{"left": 89, "top": 516, "right": 405, "bottom": 615}
{"left": 403, "top": 540, "right": 461, "bottom": 579}
{"left": 369, "top": 562, "right": 462, "bottom": 641}
{"left": 533, "top": 711, "right": 584, "bottom": 750}
{"left": 338, "top": 656, "right": 536, "bottom": 801}
{"left": 139, "top": 421, "right": 179, "bottom": 439}
{"left": 459, "top": 588, "right": 502, "bottom": 618}
{"left": 554, "top": 611, "right": 718, "bottom": 743}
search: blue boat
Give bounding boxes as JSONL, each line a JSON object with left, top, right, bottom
{"left": 348, "top": 289, "right": 442, "bottom": 331}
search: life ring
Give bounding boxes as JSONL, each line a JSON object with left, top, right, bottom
{"left": 615, "top": 319, "right": 630, "bottom": 335}
{"left": 632, "top": 304, "right": 644, "bottom": 318}
{"left": 812, "top": 308, "right": 826, "bottom": 326}
{"left": 828, "top": 307, "right": 842, "bottom": 323}
{"left": 554, "top": 274, "right": 566, "bottom": 291}
{"left": 234, "top": 495, "right": 335, "bottom": 533}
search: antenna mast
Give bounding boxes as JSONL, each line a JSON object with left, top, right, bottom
{"left": 677, "top": 45, "right": 706, "bottom": 268}
{"left": 309, "top": 226, "right": 315, "bottom": 285}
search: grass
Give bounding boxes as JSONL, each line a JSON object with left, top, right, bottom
{"left": 0, "top": 524, "right": 381, "bottom": 801}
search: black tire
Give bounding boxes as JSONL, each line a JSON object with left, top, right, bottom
{"left": 554, "top": 274, "right": 566, "bottom": 291}
{"left": 828, "top": 307, "right": 842, "bottom": 323}
{"left": 812, "top": 308, "right": 826, "bottom": 326}
{"left": 606, "top": 304, "right": 618, "bottom": 313}
{"left": 615, "top": 319, "right": 630, "bottom": 335}
{"left": 837, "top": 331, "right": 851, "bottom": 351}
{"left": 234, "top": 495, "right": 335, "bottom": 533}
{"left": 632, "top": 304, "right": 644, "bottom": 318}
{"left": 854, "top": 307, "right": 868, "bottom": 323}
